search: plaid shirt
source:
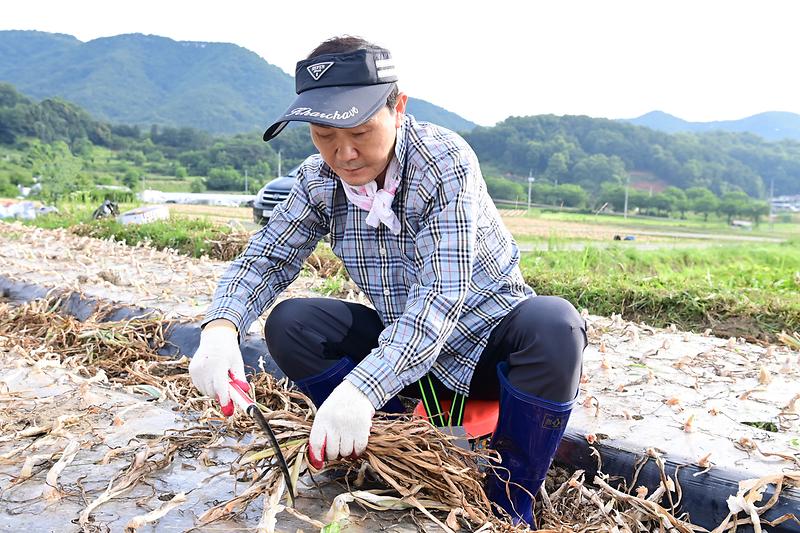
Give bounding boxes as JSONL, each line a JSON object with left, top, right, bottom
{"left": 203, "top": 115, "right": 533, "bottom": 408}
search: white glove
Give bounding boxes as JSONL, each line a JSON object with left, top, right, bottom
{"left": 308, "top": 380, "right": 375, "bottom": 468}
{"left": 189, "top": 320, "right": 248, "bottom": 416}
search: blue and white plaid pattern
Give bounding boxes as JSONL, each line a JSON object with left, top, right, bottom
{"left": 203, "top": 115, "right": 533, "bottom": 408}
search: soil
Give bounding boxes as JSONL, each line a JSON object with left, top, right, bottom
{"left": 1, "top": 220, "right": 798, "bottom": 531}
{"left": 0, "top": 221, "right": 347, "bottom": 334}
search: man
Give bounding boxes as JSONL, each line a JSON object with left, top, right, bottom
{"left": 189, "top": 36, "right": 585, "bottom": 525}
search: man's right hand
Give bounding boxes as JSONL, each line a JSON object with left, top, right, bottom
{"left": 189, "top": 319, "right": 248, "bottom": 416}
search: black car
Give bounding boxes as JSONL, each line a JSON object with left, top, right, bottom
{"left": 252, "top": 166, "right": 300, "bottom": 225}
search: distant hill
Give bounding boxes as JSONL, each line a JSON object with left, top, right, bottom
{"left": 463, "top": 114, "right": 800, "bottom": 197}
{"left": 624, "top": 110, "right": 800, "bottom": 141}
{"left": 3, "top": 77, "right": 799, "bottom": 199}
{"left": 406, "top": 98, "right": 476, "bottom": 133}
{"left": 0, "top": 30, "right": 476, "bottom": 135}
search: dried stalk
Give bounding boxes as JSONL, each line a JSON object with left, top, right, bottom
{"left": 3, "top": 296, "right": 797, "bottom": 533}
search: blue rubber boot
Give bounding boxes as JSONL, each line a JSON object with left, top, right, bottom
{"left": 486, "top": 362, "right": 575, "bottom": 525}
{"left": 293, "top": 357, "right": 405, "bottom": 413}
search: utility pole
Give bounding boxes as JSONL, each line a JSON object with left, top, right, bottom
{"left": 527, "top": 169, "right": 535, "bottom": 210}
{"left": 277, "top": 150, "right": 282, "bottom": 177}
{"left": 623, "top": 175, "right": 630, "bottom": 219}
{"left": 769, "top": 176, "right": 774, "bottom": 231}
{"left": 244, "top": 169, "right": 249, "bottom": 194}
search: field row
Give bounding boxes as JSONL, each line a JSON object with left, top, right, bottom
{"left": 10, "top": 203, "right": 798, "bottom": 342}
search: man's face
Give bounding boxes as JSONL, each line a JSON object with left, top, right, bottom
{"left": 309, "top": 93, "right": 408, "bottom": 186}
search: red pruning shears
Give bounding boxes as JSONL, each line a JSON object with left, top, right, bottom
{"left": 227, "top": 371, "right": 295, "bottom": 505}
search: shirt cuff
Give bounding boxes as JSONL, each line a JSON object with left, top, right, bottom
{"left": 345, "top": 351, "right": 404, "bottom": 410}
{"left": 201, "top": 297, "right": 253, "bottom": 344}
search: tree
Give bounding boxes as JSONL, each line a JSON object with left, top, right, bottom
{"left": 598, "top": 182, "right": 626, "bottom": 211}
{"left": 0, "top": 175, "right": 18, "bottom": 198}
{"left": 687, "top": 187, "right": 719, "bottom": 221}
{"left": 190, "top": 178, "right": 206, "bottom": 193}
{"left": 484, "top": 175, "right": 525, "bottom": 201}
{"left": 0, "top": 107, "right": 25, "bottom": 144}
{"left": 122, "top": 150, "right": 146, "bottom": 166}
{"left": 25, "top": 140, "right": 84, "bottom": 201}
{"left": 527, "top": 181, "right": 552, "bottom": 205}
{"left": 597, "top": 183, "right": 647, "bottom": 213}
{"left": 718, "top": 191, "right": 750, "bottom": 224}
{"left": 571, "top": 154, "right": 627, "bottom": 190}
{"left": 648, "top": 192, "right": 676, "bottom": 216}
{"left": 661, "top": 187, "right": 688, "bottom": 217}
{"left": 0, "top": 83, "right": 31, "bottom": 108}
{"left": 554, "top": 184, "right": 588, "bottom": 208}
{"left": 178, "top": 150, "right": 211, "bottom": 175}
{"left": 121, "top": 168, "right": 141, "bottom": 191}
{"left": 9, "top": 172, "right": 33, "bottom": 187}
{"left": 268, "top": 127, "right": 314, "bottom": 166}
{"left": 146, "top": 148, "right": 165, "bottom": 163}
{"left": 746, "top": 200, "right": 770, "bottom": 227}
{"left": 205, "top": 167, "right": 243, "bottom": 191}
{"left": 545, "top": 152, "right": 569, "bottom": 182}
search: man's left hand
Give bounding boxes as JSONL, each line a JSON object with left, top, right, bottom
{"left": 308, "top": 380, "right": 375, "bottom": 469}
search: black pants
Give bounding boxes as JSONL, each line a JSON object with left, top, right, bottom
{"left": 265, "top": 296, "right": 585, "bottom": 404}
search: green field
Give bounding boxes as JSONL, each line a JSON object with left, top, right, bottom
{"left": 16, "top": 205, "right": 238, "bottom": 258}
{"left": 526, "top": 208, "right": 800, "bottom": 239}
{"left": 10, "top": 202, "right": 800, "bottom": 341}
{"left": 520, "top": 243, "right": 799, "bottom": 340}
{"left": 144, "top": 179, "right": 193, "bottom": 192}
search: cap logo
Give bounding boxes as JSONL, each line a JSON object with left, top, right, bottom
{"left": 288, "top": 106, "right": 359, "bottom": 120}
{"left": 306, "top": 61, "right": 333, "bottom": 81}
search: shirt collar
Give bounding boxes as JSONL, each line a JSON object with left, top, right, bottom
{"left": 393, "top": 113, "right": 410, "bottom": 173}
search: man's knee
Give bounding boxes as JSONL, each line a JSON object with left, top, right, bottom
{"left": 508, "top": 296, "right": 585, "bottom": 399}
{"left": 530, "top": 295, "right": 584, "bottom": 364}
{"left": 525, "top": 294, "right": 583, "bottom": 332}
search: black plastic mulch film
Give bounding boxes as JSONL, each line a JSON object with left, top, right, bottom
{"left": 1, "top": 274, "right": 798, "bottom": 532}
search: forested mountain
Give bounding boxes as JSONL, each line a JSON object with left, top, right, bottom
{"left": 0, "top": 82, "right": 284, "bottom": 198}
{"left": 626, "top": 110, "right": 800, "bottom": 142}
{"left": 0, "top": 30, "right": 476, "bottom": 134}
{"left": 0, "top": 83, "right": 111, "bottom": 147}
{"left": 1, "top": 81, "right": 798, "bottom": 203}
{"left": 464, "top": 115, "right": 800, "bottom": 197}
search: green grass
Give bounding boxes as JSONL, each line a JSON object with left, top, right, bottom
{"left": 0, "top": 145, "right": 33, "bottom": 192}
{"left": 23, "top": 205, "right": 239, "bottom": 258}
{"left": 145, "top": 179, "right": 193, "bottom": 192}
{"left": 16, "top": 201, "right": 800, "bottom": 340}
{"left": 513, "top": 233, "right": 604, "bottom": 248}
{"left": 18, "top": 202, "right": 137, "bottom": 229}
{"left": 70, "top": 216, "right": 237, "bottom": 258}
{"left": 520, "top": 243, "right": 800, "bottom": 340}
{"left": 0, "top": 139, "right": 195, "bottom": 196}
{"left": 525, "top": 209, "right": 800, "bottom": 238}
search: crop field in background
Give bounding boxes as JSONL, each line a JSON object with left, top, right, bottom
{"left": 507, "top": 208, "right": 800, "bottom": 239}
{"left": 520, "top": 243, "right": 799, "bottom": 340}
{"left": 10, "top": 200, "right": 799, "bottom": 341}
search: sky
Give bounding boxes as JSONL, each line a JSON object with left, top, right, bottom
{"left": 3, "top": 0, "right": 800, "bottom": 127}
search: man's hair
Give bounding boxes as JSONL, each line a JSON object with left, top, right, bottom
{"left": 307, "top": 36, "right": 399, "bottom": 110}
